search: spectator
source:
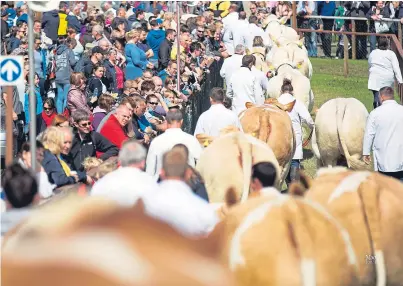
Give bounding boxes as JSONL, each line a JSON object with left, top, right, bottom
{"left": 132, "top": 95, "right": 153, "bottom": 133}
{"left": 101, "top": 1, "right": 116, "bottom": 17}
{"left": 142, "top": 148, "right": 218, "bottom": 238}
{"left": 103, "top": 48, "right": 125, "bottom": 94}
{"left": 92, "top": 93, "right": 115, "bottom": 131}
{"left": 367, "top": 1, "right": 391, "bottom": 52}
{"left": 145, "top": 94, "right": 168, "bottom": 129}
{"left": 24, "top": 73, "right": 43, "bottom": 131}
{"left": 297, "top": 1, "right": 318, "bottom": 57}
{"left": 41, "top": 126, "right": 86, "bottom": 187}
{"left": 1, "top": 163, "right": 39, "bottom": 236}
{"left": 116, "top": 79, "right": 138, "bottom": 104}
{"left": 100, "top": 104, "right": 131, "bottom": 149}
{"left": 10, "top": 36, "right": 27, "bottom": 55}
{"left": 209, "top": 1, "right": 231, "bottom": 18}
{"left": 83, "top": 46, "right": 105, "bottom": 78}
{"left": 317, "top": 1, "right": 335, "bottom": 58}
{"left": 67, "top": 72, "right": 91, "bottom": 115}
{"left": 87, "top": 64, "right": 107, "bottom": 102}
{"left": 227, "top": 55, "right": 264, "bottom": 115}
{"left": 58, "top": 1, "right": 69, "bottom": 37}
{"left": 137, "top": 27, "right": 154, "bottom": 59}
{"left": 363, "top": 86, "right": 403, "bottom": 182}
{"left": 66, "top": 4, "right": 83, "bottom": 34}
{"left": 147, "top": 20, "right": 166, "bottom": 69}
{"left": 146, "top": 109, "right": 202, "bottom": 181}
{"left": 42, "top": 9, "right": 60, "bottom": 43}
{"left": 91, "top": 140, "right": 158, "bottom": 206}
{"left": 70, "top": 109, "right": 118, "bottom": 172}
{"left": 220, "top": 44, "right": 245, "bottom": 88}
{"left": 1, "top": 10, "right": 9, "bottom": 41}
{"left": 158, "top": 61, "right": 177, "bottom": 83}
{"left": 250, "top": 162, "right": 279, "bottom": 196}
{"left": 158, "top": 29, "right": 176, "bottom": 71}
{"left": 278, "top": 79, "right": 314, "bottom": 184}
{"left": 33, "top": 35, "right": 47, "bottom": 86}
{"left": 67, "top": 28, "right": 84, "bottom": 60}
{"left": 111, "top": 8, "right": 129, "bottom": 32}
{"left": 92, "top": 24, "right": 111, "bottom": 47}
{"left": 5, "top": 26, "right": 24, "bottom": 54}
{"left": 99, "top": 38, "right": 112, "bottom": 52}
{"left": 125, "top": 29, "right": 152, "bottom": 80}
{"left": 36, "top": 98, "right": 57, "bottom": 136}
{"left": 55, "top": 37, "right": 78, "bottom": 114}
{"left": 194, "top": 87, "right": 242, "bottom": 137}
{"left": 152, "top": 76, "right": 164, "bottom": 94}
{"left": 51, "top": 114, "right": 69, "bottom": 128}
{"left": 190, "top": 25, "right": 205, "bottom": 43}
{"left": 276, "top": 1, "right": 293, "bottom": 25}
{"left": 111, "top": 18, "right": 126, "bottom": 40}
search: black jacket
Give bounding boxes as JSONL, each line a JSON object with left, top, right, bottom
{"left": 1, "top": 19, "right": 9, "bottom": 41}
{"left": 158, "top": 38, "right": 173, "bottom": 71}
{"left": 366, "top": 4, "right": 391, "bottom": 32}
{"left": 103, "top": 60, "right": 118, "bottom": 93}
{"left": 42, "top": 10, "right": 60, "bottom": 42}
{"left": 66, "top": 14, "right": 82, "bottom": 33}
{"left": 70, "top": 131, "right": 119, "bottom": 172}
{"left": 111, "top": 17, "right": 129, "bottom": 32}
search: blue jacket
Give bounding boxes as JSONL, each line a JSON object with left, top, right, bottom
{"left": 35, "top": 48, "right": 47, "bottom": 79}
{"left": 146, "top": 29, "right": 166, "bottom": 59}
{"left": 24, "top": 86, "right": 43, "bottom": 124}
{"left": 158, "top": 69, "right": 170, "bottom": 84}
{"left": 55, "top": 44, "right": 77, "bottom": 84}
{"left": 125, "top": 43, "right": 147, "bottom": 80}
{"left": 317, "top": 1, "right": 336, "bottom": 16}
{"left": 42, "top": 10, "right": 60, "bottom": 42}
{"left": 66, "top": 14, "right": 82, "bottom": 33}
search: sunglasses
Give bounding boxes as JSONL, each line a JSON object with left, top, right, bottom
{"left": 79, "top": 122, "right": 91, "bottom": 127}
{"left": 43, "top": 107, "right": 53, "bottom": 111}
{"left": 148, "top": 102, "right": 158, "bottom": 105}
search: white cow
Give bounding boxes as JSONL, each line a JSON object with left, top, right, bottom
{"left": 311, "top": 98, "right": 370, "bottom": 170}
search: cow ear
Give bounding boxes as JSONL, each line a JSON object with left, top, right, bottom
{"left": 245, "top": 102, "right": 255, "bottom": 109}
{"left": 299, "top": 171, "right": 312, "bottom": 190}
{"left": 289, "top": 182, "right": 307, "bottom": 197}
{"left": 295, "top": 60, "right": 304, "bottom": 69}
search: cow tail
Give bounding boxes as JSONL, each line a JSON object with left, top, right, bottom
{"left": 335, "top": 100, "right": 367, "bottom": 170}
{"left": 358, "top": 176, "right": 386, "bottom": 286}
{"left": 237, "top": 134, "right": 253, "bottom": 203}
{"left": 257, "top": 109, "right": 271, "bottom": 143}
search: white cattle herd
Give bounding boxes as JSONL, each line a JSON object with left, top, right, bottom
{"left": 2, "top": 14, "right": 403, "bottom": 286}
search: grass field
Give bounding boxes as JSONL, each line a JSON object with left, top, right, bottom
{"left": 301, "top": 57, "right": 370, "bottom": 178}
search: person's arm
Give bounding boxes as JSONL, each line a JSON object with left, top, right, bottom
{"left": 362, "top": 113, "right": 376, "bottom": 156}
{"left": 93, "top": 132, "right": 119, "bottom": 160}
{"left": 219, "top": 60, "right": 226, "bottom": 78}
{"left": 131, "top": 47, "right": 147, "bottom": 70}
{"left": 297, "top": 101, "right": 314, "bottom": 128}
{"left": 146, "top": 47, "right": 154, "bottom": 58}
{"left": 155, "top": 92, "right": 169, "bottom": 112}
{"left": 391, "top": 52, "right": 403, "bottom": 83}
{"left": 42, "top": 156, "right": 77, "bottom": 187}
{"left": 193, "top": 114, "right": 204, "bottom": 136}
{"left": 159, "top": 44, "right": 169, "bottom": 68}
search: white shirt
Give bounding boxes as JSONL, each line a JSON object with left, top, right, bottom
{"left": 278, "top": 93, "right": 314, "bottom": 160}
{"left": 251, "top": 66, "right": 270, "bottom": 94}
{"left": 247, "top": 23, "right": 269, "bottom": 50}
{"left": 363, "top": 100, "right": 403, "bottom": 172}
{"left": 222, "top": 12, "right": 239, "bottom": 55}
{"left": 220, "top": 53, "right": 243, "bottom": 88}
{"left": 90, "top": 167, "right": 158, "bottom": 207}
{"left": 227, "top": 67, "right": 264, "bottom": 116}
{"left": 368, "top": 49, "right": 403, "bottom": 91}
{"left": 142, "top": 180, "right": 219, "bottom": 238}
{"left": 146, "top": 128, "right": 203, "bottom": 181}
{"left": 194, "top": 104, "right": 242, "bottom": 137}
{"left": 232, "top": 19, "right": 249, "bottom": 49}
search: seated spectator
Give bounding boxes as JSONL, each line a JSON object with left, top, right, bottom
{"left": 1, "top": 163, "right": 39, "bottom": 236}
{"left": 92, "top": 93, "right": 115, "bottom": 131}
{"left": 132, "top": 95, "right": 154, "bottom": 134}
{"left": 91, "top": 140, "right": 158, "bottom": 206}
{"left": 250, "top": 162, "right": 279, "bottom": 196}
{"left": 116, "top": 79, "right": 138, "bottom": 104}
{"left": 67, "top": 72, "right": 91, "bottom": 116}
{"left": 100, "top": 104, "right": 131, "bottom": 149}
{"left": 70, "top": 109, "right": 119, "bottom": 171}
{"left": 41, "top": 127, "right": 86, "bottom": 187}
{"left": 145, "top": 94, "right": 167, "bottom": 132}
{"left": 36, "top": 98, "right": 57, "bottom": 136}
{"left": 92, "top": 24, "right": 112, "bottom": 47}
{"left": 142, "top": 148, "right": 218, "bottom": 238}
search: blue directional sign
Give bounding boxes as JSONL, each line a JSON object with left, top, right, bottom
{"left": 0, "top": 56, "right": 24, "bottom": 86}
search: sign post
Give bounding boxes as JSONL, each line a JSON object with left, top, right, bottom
{"left": 28, "top": 8, "right": 37, "bottom": 172}
{"left": 0, "top": 56, "right": 24, "bottom": 166}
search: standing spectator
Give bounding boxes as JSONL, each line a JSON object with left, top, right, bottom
{"left": 92, "top": 24, "right": 111, "bottom": 47}
{"left": 111, "top": 18, "right": 126, "bottom": 40}
{"left": 317, "top": 1, "right": 336, "bottom": 58}
{"left": 36, "top": 98, "right": 57, "bottom": 136}
{"left": 55, "top": 37, "right": 77, "bottom": 114}
{"left": 137, "top": 27, "right": 154, "bottom": 59}
{"left": 10, "top": 36, "right": 27, "bottom": 55}
{"left": 147, "top": 20, "right": 166, "bottom": 69}
{"left": 100, "top": 104, "right": 131, "bottom": 149}
{"left": 158, "top": 29, "right": 176, "bottom": 71}
{"left": 158, "top": 61, "right": 177, "bottom": 83}
{"left": 83, "top": 46, "right": 105, "bottom": 78}
{"left": 190, "top": 25, "right": 205, "bottom": 43}
{"left": 368, "top": 37, "right": 403, "bottom": 109}
{"left": 92, "top": 93, "right": 115, "bottom": 131}
{"left": 297, "top": 1, "right": 318, "bottom": 57}
{"left": 67, "top": 72, "right": 91, "bottom": 115}
{"left": 1, "top": 10, "right": 9, "bottom": 41}
{"left": 363, "top": 86, "right": 403, "bottom": 182}
{"left": 146, "top": 109, "right": 202, "bottom": 181}
{"left": 194, "top": 88, "right": 242, "bottom": 137}
{"left": 103, "top": 49, "right": 125, "bottom": 94}
{"left": 125, "top": 30, "right": 152, "bottom": 80}
{"left": 227, "top": 55, "right": 264, "bottom": 115}
{"left": 70, "top": 109, "right": 119, "bottom": 172}
{"left": 366, "top": 1, "right": 391, "bottom": 52}
{"left": 170, "top": 33, "right": 190, "bottom": 61}
{"left": 67, "top": 28, "right": 84, "bottom": 61}
{"left": 111, "top": 8, "right": 129, "bottom": 32}
{"left": 220, "top": 44, "right": 245, "bottom": 88}
{"left": 41, "top": 9, "right": 60, "bottom": 43}
{"left": 24, "top": 73, "right": 43, "bottom": 131}
{"left": 276, "top": 1, "right": 293, "bottom": 25}
{"left": 33, "top": 36, "right": 47, "bottom": 90}
{"left": 58, "top": 1, "right": 69, "bottom": 37}
{"left": 334, "top": 4, "right": 346, "bottom": 59}
{"left": 209, "top": 1, "right": 231, "bottom": 18}
{"left": 7, "top": 27, "right": 24, "bottom": 53}
{"left": 66, "top": 4, "right": 83, "bottom": 33}
{"left": 91, "top": 140, "right": 158, "bottom": 207}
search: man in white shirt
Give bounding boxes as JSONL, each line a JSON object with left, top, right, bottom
{"left": 146, "top": 109, "right": 202, "bottom": 181}
{"left": 247, "top": 15, "right": 270, "bottom": 50}
{"left": 194, "top": 87, "right": 242, "bottom": 137}
{"left": 227, "top": 55, "right": 264, "bottom": 116}
{"left": 222, "top": 3, "right": 239, "bottom": 55}
{"left": 251, "top": 55, "right": 270, "bottom": 96}
{"left": 91, "top": 140, "right": 158, "bottom": 206}
{"left": 363, "top": 86, "right": 403, "bottom": 182}
{"left": 220, "top": 44, "right": 245, "bottom": 89}
{"left": 232, "top": 11, "right": 249, "bottom": 49}
{"left": 142, "top": 149, "right": 219, "bottom": 238}
{"left": 250, "top": 162, "right": 281, "bottom": 197}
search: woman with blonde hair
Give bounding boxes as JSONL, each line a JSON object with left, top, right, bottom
{"left": 250, "top": 36, "right": 269, "bottom": 74}
{"left": 125, "top": 30, "right": 153, "bottom": 80}
{"left": 41, "top": 127, "right": 87, "bottom": 187}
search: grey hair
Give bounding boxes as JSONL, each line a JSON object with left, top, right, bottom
{"left": 99, "top": 38, "right": 110, "bottom": 48}
{"left": 166, "top": 109, "right": 183, "bottom": 124}
{"left": 72, "top": 109, "right": 90, "bottom": 123}
{"left": 235, "top": 44, "right": 245, "bottom": 54}
{"left": 119, "top": 140, "right": 147, "bottom": 167}
{"left": 93, "top": 24, "right": 104, "bottom": 35}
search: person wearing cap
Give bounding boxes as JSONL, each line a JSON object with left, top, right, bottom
{"left": 16, "top": 4, "right": 27, "bottom": 25}
{"left": 83, "top": 46, "right": 105, "bottom": 78}
{"left": 1, "top": 10, "right": 9, "bottom": 41}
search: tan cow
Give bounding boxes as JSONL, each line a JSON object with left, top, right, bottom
{"left": 239, "top": 100, "right": 295, "bottom": 186}
{"left": 311, "top": 98, "right": 369, "bottom": 170}
{"left": 196, "top": 132, "right": 281, "bottom": 203}
{"left": 213, "top": 193, "right": 360, "bottom": 286}
{"left": 2, "top": 206, "right": 236, "bottom": 286}
{"left": 292, "top": 169, "right": 403, "bottom": 286}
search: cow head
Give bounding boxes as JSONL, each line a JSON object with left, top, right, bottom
{"left": 196, "top": 134, "right": 215, "bottom": 147}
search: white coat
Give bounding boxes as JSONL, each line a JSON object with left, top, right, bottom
{"left": 247, "top": 23, "right": 270, "bottom": 50}
{"left": 232, "top": 19, "right": 249, "bottom": 49}
{"left": 278, "top": 93, "right": 314, "bottom": 160}
{"left": 222, "top": 12, "right": 239, "bottom": 55}
{"left": 368, "top": 49, "right": 403, "bottom": 91}
{"left": 251, "top": 66, "right": 269, "bottom": 94}
{"left": 227, "top": 67, "right": 264, "bottom": 116}
{"left": 220, "top": 53, "right": 243, "bottom": 87}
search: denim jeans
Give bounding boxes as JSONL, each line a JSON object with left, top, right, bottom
{"left": 286, "top": 159, "right": 301, "bottom": 185}
{"left": 56, "top": 83, "right": 70, "bottom": 114}
{"left": 371, "top": 90, "right": 381, "bottom": 109}
{"left": 305, "top": 29, "right": 317, "bottom": 57}
{"left": 379, "top": 171, "right": 403, "bottom": 183}
{"left": 369, "top": 35, "right": 377, "bottom": 53}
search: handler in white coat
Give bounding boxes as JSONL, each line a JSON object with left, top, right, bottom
{"left": 277, "top": 79, "right": 314, "bottom": 183}
{"left": 222, "top": 4, "right": 239, "bottom": 55}
{"left": 220, "top": 44, "right": 245, "bottom": 88}
{"left": 227, "top": 55, "right": 264, "bottom": 116}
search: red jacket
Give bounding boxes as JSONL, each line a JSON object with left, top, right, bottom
{"left": 99, "top": 114, "right": 129, "bottom": 149}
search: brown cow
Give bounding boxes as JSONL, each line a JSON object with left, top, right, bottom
{"left": 2, "top": 206, "right": 236, "bottom": 286}
{"left": 293, "top": 168, "right": 403, "bottom": 286}
{"left": 196, "top": 131, "right": 281, "bottom": 203}
{"left": 213, "top": 193, "right": 359, "bottom": 286}
{"left": 239, "top": 100, "right": 295, "bottom": 186}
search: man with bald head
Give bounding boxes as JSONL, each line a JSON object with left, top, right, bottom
{"left": 100, "top": 104, "right": 131, "bottom": 149}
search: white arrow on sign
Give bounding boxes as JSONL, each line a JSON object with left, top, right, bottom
{"left": 1, "top": 60, "right": 20, "bottom": 81}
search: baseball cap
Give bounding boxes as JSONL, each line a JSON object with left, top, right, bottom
{"left": 92, "top": 46, "right": 105, "bottom": 55}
